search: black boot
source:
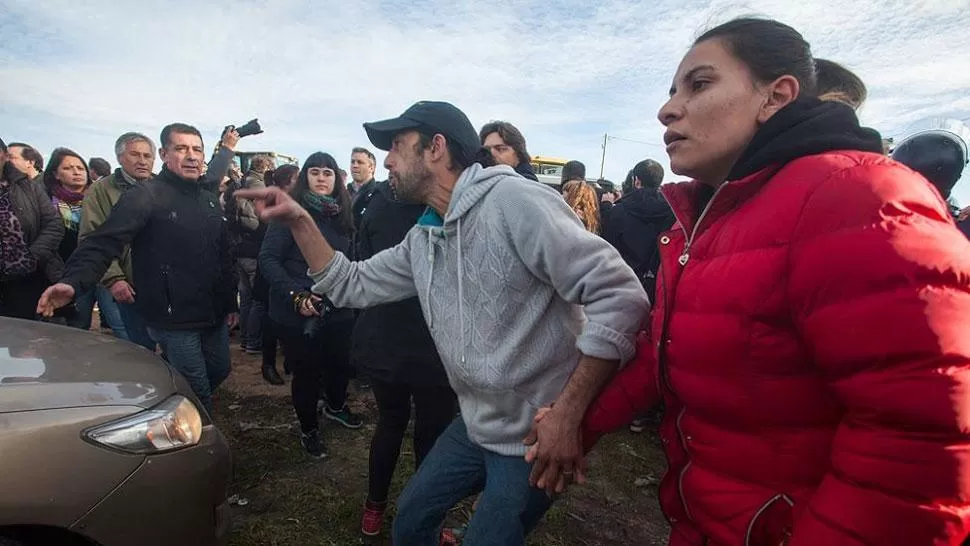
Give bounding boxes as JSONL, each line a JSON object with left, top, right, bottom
{"left": 262, "top": 365, "right": 284, "bottom": 385}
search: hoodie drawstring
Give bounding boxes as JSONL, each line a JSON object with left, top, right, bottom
{"left": 426, "top": 229, "right": 435, "bottom": 328}
{"left": 457, "top": 218, "right": 466, "bottom": 365}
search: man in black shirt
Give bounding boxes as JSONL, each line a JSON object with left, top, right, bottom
{"left": 38, "top": 123, "right": 239, "bottom": 413}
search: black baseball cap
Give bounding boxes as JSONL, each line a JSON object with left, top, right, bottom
{"left": 363, "top": 101, "right": 481, "bottom": 158}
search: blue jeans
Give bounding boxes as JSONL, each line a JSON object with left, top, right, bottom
{"left": 69, "top": 286, "right": 128, "bottom": 340}
{"left": 147, "top": 324, "right": 231, "bottom": 413}
{"left": 117, "top": 302, "right": 156, "bottom": 351}
{"left": 392, "top": 418, "right": 553, "bottom": 546}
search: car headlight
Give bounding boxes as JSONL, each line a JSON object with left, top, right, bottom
{"left": 85, "top": 395, "right": 203, "bottom": 454}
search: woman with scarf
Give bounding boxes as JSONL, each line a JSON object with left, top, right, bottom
{"left": 531, "top": 17, "right": 970, "bottom": 546}
{"left": 259, "top": 152, "right": 362, "bottom": 458}
{"left": 43, "top": 148, "right": 126, "bottom": 336}
{"left": 0, "top": 137, "right": 64, "bottom": 319}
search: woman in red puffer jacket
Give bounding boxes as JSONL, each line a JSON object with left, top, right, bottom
{"left": 578, "top": 17, "right": 970, "bottom": 546}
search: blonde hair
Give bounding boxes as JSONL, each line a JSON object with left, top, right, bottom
{"left": 564, "top": 181, "right": 601, "bottom": 234}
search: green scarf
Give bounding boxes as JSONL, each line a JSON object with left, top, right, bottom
{"left": 301, "top": 192, "right": 341, "bottom": 217}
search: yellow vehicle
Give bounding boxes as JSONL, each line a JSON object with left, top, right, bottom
{"left": 530, "top": 156, "right": 568, "bottom": 187}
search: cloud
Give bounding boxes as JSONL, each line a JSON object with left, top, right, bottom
{"left": 1, "top": 0, "right": 969, "bottom": 199}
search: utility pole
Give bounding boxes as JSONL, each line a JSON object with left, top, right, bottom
{"left": 599, "top": 133, "right": 608, "bottom": 178}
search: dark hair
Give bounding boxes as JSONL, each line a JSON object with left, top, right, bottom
{"left": 415, "top": 130, "right": 494, "bottom": 172}
{"left": 351, "top": 147, "right": 376, "bottom": 164}
{"left": 479, "top": 121, "right": 531, "bottom": 167}
{"left": 696, "top": 17, "right": 817, "bottom": 97}
{"left": 0, "top": 137, "right": 6, "bottom": 153}
{"left": 267, "top": 164, "right": 299, "bottom": 190}
{"left": 9, "top": 142, "right": 44, "bottom": 171}
{"left": 43, "top": 147, "right": 92, "bottom": 196}
{"left": 160, "top": 123, "right": 204, "bottom": 149}
{"left": 249, "top": 155, "right": 274, "bottom": 173}
{"left": 292, "top": 152, "right": 353, "bottom": 235}
{"left": 632, "top": 159, "right": 664, "bottom": 189}
{"left": 814, "top": 58, "right": 867, "bottom": 110}
{"left": 89, "top": 157, "right": 112, "bottom": 178}
{"left": 562, "top": 160, "right": 586, "bottom": 183}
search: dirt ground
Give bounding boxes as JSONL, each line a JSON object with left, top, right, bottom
{"left": 214, "top": 342, "right": 672, "bottom": 546}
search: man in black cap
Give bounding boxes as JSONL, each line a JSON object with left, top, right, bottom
{"left": 237, "top": 101, "right": 647, "bottom": 545}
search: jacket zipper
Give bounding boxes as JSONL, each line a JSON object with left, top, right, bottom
{"left": 161, "top": 265, "right": 173, "bottom": 315}
{"left": 678, "top": 183, "right": 727, "bottom": 266}
{"left": 655, "top": 184, "right": 727, "bottom": 528}
{"left": 676, "top": 408, "right": 693, "bottom": 520}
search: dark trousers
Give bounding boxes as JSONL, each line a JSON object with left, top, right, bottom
{"left": 280, "top": 319, "right": 353, "bottom": 433}
{"left": 368, "top": 379, "right": 457, "bottom": 502}
{"left": 261, "top": 310, "right": 283, "bottom": 371}
{"left": 0, "top": 273, "right": 49, "bottom": 320}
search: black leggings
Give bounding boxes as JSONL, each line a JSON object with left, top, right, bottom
{"left": 368, "top": 378, "right": 457, "bottom": 503}
{"left": 280, "top": 319, "right": 354, "bottom": 433}
{"left": 261, "top": 313, "right": 287, "bottom": 371}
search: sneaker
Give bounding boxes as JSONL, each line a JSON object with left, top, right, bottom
{"left": 360, "top": 500, "right": 387, "bottom": 537}
{"left": 324, "top": 404, "right": 364, "bottom": 429}
{"left": 629, "top": 417, "right": 648, "bottom": 433}
{"left": 300, "top": 429, "right": 327, "bottom": 459}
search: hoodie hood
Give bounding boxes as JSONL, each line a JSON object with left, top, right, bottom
{"left": 444, "top": 163, "right": 516, "bottom": 223}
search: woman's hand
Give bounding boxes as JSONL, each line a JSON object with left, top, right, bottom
{"left": 298, "top": 294, "right": 322, "bottom": 317}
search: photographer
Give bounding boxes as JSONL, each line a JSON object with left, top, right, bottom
{"left": 258, "top": 152, "right": 362, "bottom": 459}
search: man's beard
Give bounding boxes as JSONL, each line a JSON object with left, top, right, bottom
{"left": 393, "top": 161, "right": 431, "bottom": 204}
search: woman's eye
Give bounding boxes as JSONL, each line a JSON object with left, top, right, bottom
{"left": 692, "top": 80, "right": 709, "bottom": 92}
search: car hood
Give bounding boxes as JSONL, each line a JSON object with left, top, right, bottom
{"left": 0, "top": 318, "right": 176, "bottom": 413}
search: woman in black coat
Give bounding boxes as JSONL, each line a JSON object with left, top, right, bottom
{"left": 354, "top": 179, "right": 457, "bottom": 538}
{"left": 259, "top": 152, "right": 362, "bottom": 459}
{"left": 0, "top": 144, "right": 64, "bottom": 319}
{"left": 252, "top": 164, "right": 299, "bottom": 385}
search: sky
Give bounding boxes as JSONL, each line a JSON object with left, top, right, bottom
{"left": 2, "top": 0, "right": 969, "bottom": 200}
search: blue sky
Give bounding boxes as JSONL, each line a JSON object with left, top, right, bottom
{"left": 2, "top": 0, "right": 969, "bottom": 200}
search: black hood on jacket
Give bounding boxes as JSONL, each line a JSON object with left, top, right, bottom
{"left": 514, "top": 161, "right": 539, "bottom": 182}
{"left": 728, "top": 97, "right": 884, "bottom": 182}
{"left": 617, "top": 187, "right": 673, "bottom": 223}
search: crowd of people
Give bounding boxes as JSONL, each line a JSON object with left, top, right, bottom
{"left": 2, "top": 14, "right": 970, "bottom": 546}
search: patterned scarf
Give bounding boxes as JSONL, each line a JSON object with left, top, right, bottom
{"left": 301, "top": 191, "right": 342, "bottom": 217}
{"left": 0, "top": 179, "right": 38, "bottom": 279}
{"left": 51, "top": 184, "right": 86, "bottom": 233}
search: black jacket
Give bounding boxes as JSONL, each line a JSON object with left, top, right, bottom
{"left": 4, "top": 163, "right": 64, "bottom": 282}
{"left": 602, "top": 187, "right": 675, "bottom": 300}
{"left": 260, "top": 211, "right": 354, "bottom": 329}
{"left": 61, "top": 167, "right": 238, "bottom": 330}
{"left": 352, "top": 181, "right": 449, "bottom": 386}
{"left": 351, "top": 178, "right": 377, "bottom": 232}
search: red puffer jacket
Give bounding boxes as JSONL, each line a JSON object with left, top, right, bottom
{"left": 584, "top": 150, "right": 970, "bottom": 546}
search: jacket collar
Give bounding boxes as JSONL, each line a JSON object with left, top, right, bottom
{"left": 661, "top": 168, "right": 778, "bottom": 236}
{"left": 158, "top": 166, "right": 200, "bottom": 194}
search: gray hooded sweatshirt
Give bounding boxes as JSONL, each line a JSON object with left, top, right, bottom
{"left": 310, "top": 163, "right": 648, "bottom": 456}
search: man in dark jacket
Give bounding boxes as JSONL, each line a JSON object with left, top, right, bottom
{"left": 38, "top": 123, "right": 239, "bottom": 413}
{"left": 353, "top": 178, "right": 457, "bottom": 536}
{"left": 479, "top": 121, "right": 539, "bottom": 181}
{"left": 349, "top": 147, "right": 378, "bottom": 229}
{"left": 602, "top": 159, "right": 674, "bottom": 301}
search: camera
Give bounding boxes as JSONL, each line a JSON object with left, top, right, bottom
{"left": 224, "top": 119, "right": 263, "bottom": 139}
{"left": 302, "top": 297, "right": 335, "bottom": 338}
